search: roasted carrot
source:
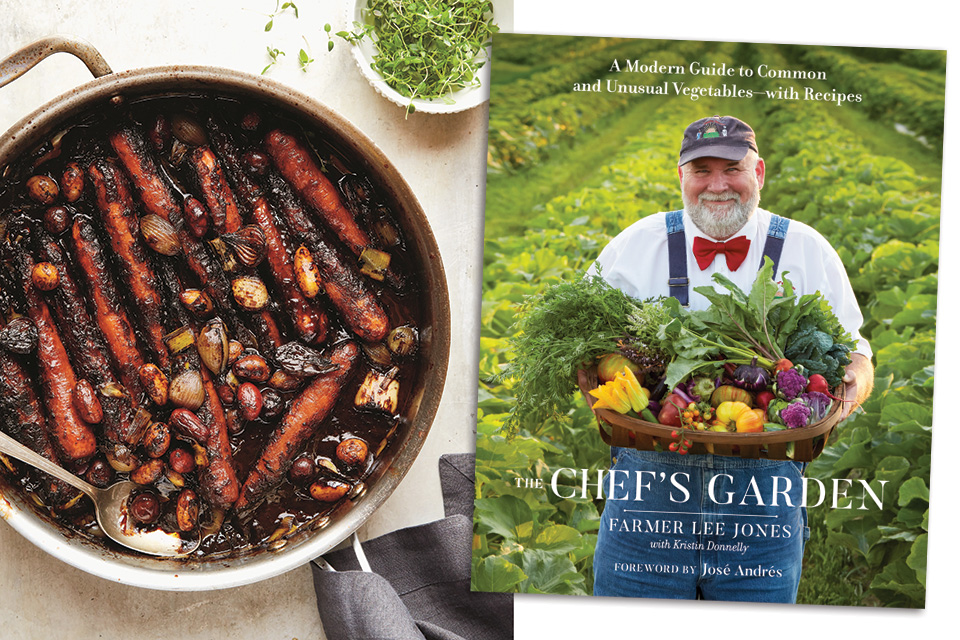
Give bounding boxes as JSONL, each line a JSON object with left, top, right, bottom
{"left": 205, "top": 120, "right": 328, "bottom": 345}
{"left": 87, "top": 158, "right": 171, "bottom": 371}
{"left": 197, "top": 365, "right": 240, "bottom": 508}
{"left": 34, "top": 229, "right": 142, "bottom": 446}
{"left": 70, "top": 215, "right": 148, "bottom": 403}
{"left": 263, "top": 129, "right": 371, "bottom": 256}
{"left": 0, "top": 346, "right": 72, "bottom": 504}
{"left": 13, "top": 250, "right": 97, "bottom": 463}
{"left": 112, "top": 126, "right": 263, "bottom": 351}
{"left": 187, "top": 146, "right": 243, "bottom": 234}
{"left": 108, "top": 125, "right": 182, "bottom": 222}
{"left": 263, "top": 170, "right": 390, "bottom": 343}
{"left": 235, "top": 340, "right": 359, "bottom": 512}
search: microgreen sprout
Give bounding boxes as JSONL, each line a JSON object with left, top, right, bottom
{"left": 264, "top": 0, "right": 299, "bottom": 31}
{"left": 338, "top": 0, "right": 498, "bottom": 111}
{"left": 261, "top": 46, "right": 285, "bottom": 74}
{"left": 298, "top": 37, "right": 315, "bottom": 72}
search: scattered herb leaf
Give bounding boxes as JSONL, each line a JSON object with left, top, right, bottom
{"left": 261, "top": 46, "right": 285, "bottom": 75}
{"left": 263, "top": 1, "right": 300, "bottom": 34}
{"left": 324, "top": 22, "right": 335, "bottom": 51}
{"left": 298, "top": 46, "right": 314, "bottom": 71}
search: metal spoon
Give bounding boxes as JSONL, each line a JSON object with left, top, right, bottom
{"left": 0, "top": 431, "right": 199, "bottom": 557}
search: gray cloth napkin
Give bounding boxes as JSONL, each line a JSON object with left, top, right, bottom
{"left": 312, "top": 453, "right": 513, "bottom": 640}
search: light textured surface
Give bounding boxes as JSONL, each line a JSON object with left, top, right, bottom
{"left": 0, "top": 1, "right": 511, "bottom": 637}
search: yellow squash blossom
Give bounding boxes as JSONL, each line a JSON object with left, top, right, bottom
{"left": 589, "top": 378, "right": 632, "bottom": 413}
{"left": 613, "top": 367, "right": 651, "bottom": 414}
{"left": 591, "top": 366, "right": 651, "bottom": 415}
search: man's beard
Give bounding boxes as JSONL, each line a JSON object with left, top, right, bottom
{"left": 684, "top": 188, "right": 760, "bottom": 240}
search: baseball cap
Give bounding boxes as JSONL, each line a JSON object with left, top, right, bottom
{"left": 678, "top": 116, "right": 758, "bottom": 166}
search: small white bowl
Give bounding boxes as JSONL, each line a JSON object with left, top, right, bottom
{"left": 347, "top": 0, "right": 495, "bottom": 115}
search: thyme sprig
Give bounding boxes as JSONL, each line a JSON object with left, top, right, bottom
{"left": 339, "top": 0, "right": 498, "bottom": 113}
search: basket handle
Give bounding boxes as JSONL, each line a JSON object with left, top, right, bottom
{"left": 0, "top": 35, "right": 113, "bottom": 90}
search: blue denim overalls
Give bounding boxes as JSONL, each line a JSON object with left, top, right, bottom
{"left": 592, "top": 211, "right": 810, "bottom": 602}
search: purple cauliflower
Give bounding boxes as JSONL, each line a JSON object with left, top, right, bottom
{"left": 800, "top": 392, "right": 832, "bottom": 421}
{"left": 776, "top": 369, "right": 808, "bottom": 400}
{"left": 780, "top": 402, "right": 812, "bottom": 429}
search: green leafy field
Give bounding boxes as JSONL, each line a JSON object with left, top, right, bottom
{"left": 472, "top": 36, "right": 942, "bottom": 606}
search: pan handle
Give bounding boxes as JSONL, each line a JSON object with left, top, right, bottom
{"left": 0, "top": 35, "right": 113, "bottom": 90}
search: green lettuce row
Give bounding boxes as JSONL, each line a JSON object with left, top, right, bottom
{"left": 488, "top": 40, "right": 737, "bottom": 171}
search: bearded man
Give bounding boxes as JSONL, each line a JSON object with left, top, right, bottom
{"left": 587, "top": 115, "right": 874, "bottom": 602}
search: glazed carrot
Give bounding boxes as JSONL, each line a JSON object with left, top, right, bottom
{"left": 253, "top": 198, "right": 328, "bottom": 344}
{"left": 263, "top": 129, "right": 371, "bottom": 256}
{"left": 87, "top": 158, "right": 171, "bottom": 371}
{"left": 235, "top": 340, "right": 359, "bottom": 512}
{"left": 243, "top": 306, "right": 285, "bottom": 359}
{"left": 70, "top": 215, "right": 148, "bottom": 403}
{"left": 109, "top": 126, "right": 261, "bottom": 350}
{"left": 263, "top": 171, "right": 390, "bottom": 343}
{"left": 205, "top": 120, "right": 328, "bottom": 345}
{"left": 35, "top": 229, "right": 142, "bottom": 446}
{"left": 0, "top": 347, "right": 72, "bottom": 504}
{"left": 108, "top": 125, "right": 182, "bottom": 222}
{"left": 14, "top": 251, "right": 97, "bottom": 462}
{"left": 197, "top": 366, "right": 240, "bottom": 509}
{"left": 187, "top": 146, "right": 243, "bottom": 234}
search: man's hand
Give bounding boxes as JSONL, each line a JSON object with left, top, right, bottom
{"left": 840, "top": 353, "right": 874, "bottom": 420}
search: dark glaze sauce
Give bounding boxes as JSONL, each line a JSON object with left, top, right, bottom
{"left": 0, "top": 93, "right": 426, "bottom": 557}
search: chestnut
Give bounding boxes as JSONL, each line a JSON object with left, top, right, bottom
{"left": 43, "top": 205, "right": 72, "bottom": 234}
{"left": 289, "top": 456, "right": 317, "bottom": 484}
{"left": 237, "top": 382, "right": 263, "bottom": 421}
{"left": 336, "top": 438, "right": 369, "bottom": 467}
{"left": 142, "top": 422, "right": 172, "bottom": 459}
{"left": 31, "top": 262, "right": 60, "bottom": 291}
{"left": 61, "top": 163, "right": 84, "bottom": 203}
{"left": 26, "top": 175, "right": 59, "bottom": 204}
{"left": 130, "top": 458, "right": 165, "bottom": 485}
{"left": 168, "top": 447, "right": 196, "bottom": 474}
{"left": 176, "top": 489, "right": 200, "bottom": 532}
{"left": 309, "top": 479, "right": 350, "bottom": 503}
{"left": 129, "top": 492, "right": 161, "bottom": 525}
{"left": 85, "top": 458, "right": 114, "bottom": 488}
{"left": 259, "top": 388, "right": 285, "bottom": 421}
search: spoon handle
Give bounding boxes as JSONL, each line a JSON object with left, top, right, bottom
{"left": 0, "top": 431, "right": 98, "bottom": 498}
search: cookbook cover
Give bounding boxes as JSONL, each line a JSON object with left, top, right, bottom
{"left": 472, "top": 33, "right": 942, "bottom": 607}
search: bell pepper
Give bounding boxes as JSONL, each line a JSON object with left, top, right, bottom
{"left": 736, "top": 408, "right": 766, "bottom": 433}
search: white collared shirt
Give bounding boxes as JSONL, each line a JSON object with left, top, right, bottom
{"left": 587, "top": 207, "right": 872, "bottom": 358}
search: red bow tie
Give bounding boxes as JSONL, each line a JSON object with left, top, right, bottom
{"left": 692, "top": 236, "right": 751, "bottom": 271}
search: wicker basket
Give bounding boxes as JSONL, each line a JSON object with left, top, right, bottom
{"left": 577, "top": 367, "right": 844, "bottom": 462}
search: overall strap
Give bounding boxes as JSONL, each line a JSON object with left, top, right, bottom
{"left": 760, "top": 214, "right": 790, "bottom": 276}
{"left": 665, "top": 210, "right": 688, "bottom": 306}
